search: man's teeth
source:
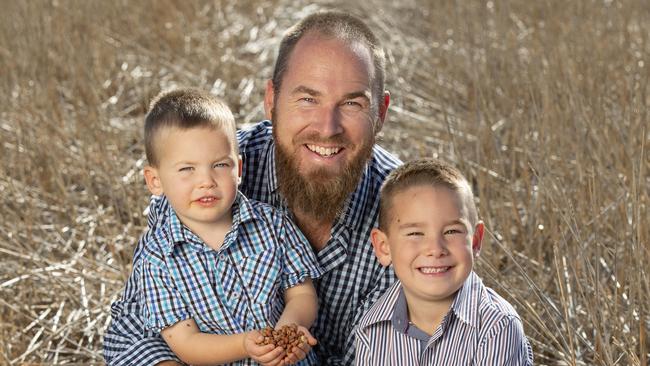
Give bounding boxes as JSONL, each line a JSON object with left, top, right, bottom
{"left": 419, "top": 267, "right": 450, "bottom": 274}
{"left": 307, "top": 144, "right": 341, "bottom": 157}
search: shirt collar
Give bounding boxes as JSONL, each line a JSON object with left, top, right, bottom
{"left": 359, "top": 272, "right": 483, "bottom": 331}
{"left": 448, "top": 271, "right": 482, "bottom": 329}
{"left": 161, "top": 191, "right": 256, "bottom": 256}
{"left": 358, "top": 280, "right": 402, "bottom": 329}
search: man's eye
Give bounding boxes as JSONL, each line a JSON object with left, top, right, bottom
{"left": 299, "top": 97, "right": 316, "bottom": 103}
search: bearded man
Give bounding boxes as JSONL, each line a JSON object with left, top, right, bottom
{"left": 104, "top": 11, "right": 401, "bottom": 366}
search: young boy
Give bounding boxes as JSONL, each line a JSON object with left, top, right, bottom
{"left": 138, "top": 88, "right": 321, "bottom": 365}
{"left": 355, "top": 159, "right": 533, "bottom": 365}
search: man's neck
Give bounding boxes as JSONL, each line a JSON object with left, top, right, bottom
{"left": 292, "top": 209, "right": 333, "bottom": 252}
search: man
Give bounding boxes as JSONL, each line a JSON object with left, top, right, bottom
{"left": 104, "top": 11, "right": 401, "bottom": 365}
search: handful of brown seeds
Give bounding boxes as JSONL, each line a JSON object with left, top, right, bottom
{"left": 256, "top": 324, "right": 307, "bottom": 352}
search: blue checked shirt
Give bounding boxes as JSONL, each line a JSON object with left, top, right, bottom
{"left": 138, "top": 192, "right": 321, "bottom": 365}
{"left": 355, "top": 272, "right": 534, "bottom": 365}
{"left": 104, "top": 120, "right": 401, "bottom": 365}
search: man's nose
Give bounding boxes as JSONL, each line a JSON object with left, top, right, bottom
{"left": 312, "top": 106, "right": 344, "bottom": 137}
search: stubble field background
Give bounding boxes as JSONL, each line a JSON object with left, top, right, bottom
{"left": 0, "top": 0, "right": 648, "bottom": 364}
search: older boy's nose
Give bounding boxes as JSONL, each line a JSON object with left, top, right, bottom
{"left": 425, "top": 238, "right": 448, "bottom": 257}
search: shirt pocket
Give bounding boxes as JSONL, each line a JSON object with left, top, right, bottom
{"left": 236, "top": 244, "right": 283, "bottom": 306}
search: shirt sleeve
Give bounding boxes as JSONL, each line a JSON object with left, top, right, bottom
{"left": 474, "top": 316, "right": 534, "bottom": 366}
{"left": 140, "top": 255, "right": 191, "bottom": 332}
{"left": 354, "top": 327, "right": 372, "bottom": 365}
{"left": 103, "top": 216, "right": 182, "bottom": 365}
{"left": 278, "top": 213, "right": 323, "bottom": 289}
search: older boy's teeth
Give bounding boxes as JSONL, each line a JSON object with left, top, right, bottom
{"left": 419, "top": 267, "right": 450, "bottom": 274}
{"left": 306, "top": 144, "right": 341, "bottom": 157}
{"left": 199, "top": 197, "right": 215, "bottom": 202}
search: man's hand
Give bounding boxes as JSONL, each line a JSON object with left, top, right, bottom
{"left": 244, "top": 330, "right": 286, "bottom": 366}
{"left": 281, "top": 325, "right": 317, "bottom": 365}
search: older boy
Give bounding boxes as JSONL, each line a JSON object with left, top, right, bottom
{"left": 356, "top": 159, "right": 533, "bottom": 365}
{"left": 138, "top": 88, "right": 322, "bottom": 365}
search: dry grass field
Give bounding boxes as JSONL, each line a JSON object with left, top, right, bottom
{"left": 1, "top": 0, "right": 648, "bottom": 364}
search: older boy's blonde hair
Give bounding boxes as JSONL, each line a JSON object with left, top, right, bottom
{"left": 144, "top": 88, "right": 237, "bottom": 167}
{"left": 378, "top": 159, "right": 478, "bottom": 231}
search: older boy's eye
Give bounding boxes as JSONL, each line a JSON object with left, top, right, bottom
{"left": 406, "top": 232, "right": 424, "bottom": 236}
{"left": 444, "top": 229, "right": 463, "bottom": 235}
{"left": 179, "top": 167, "right": 193, "bottom": 172}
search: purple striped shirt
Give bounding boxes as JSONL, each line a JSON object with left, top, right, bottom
{"left": 355, "top": 272, "right": 534, "bottom": 365}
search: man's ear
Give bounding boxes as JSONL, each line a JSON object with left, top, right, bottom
{"left": 472, "top": 221, "right": 485, "bottom": 257}
{"left": 237, "top": 155, "right": 243, "bottom": 185}
{"left": 374, "top": 90, "right": 390, "bottom": 133}
{"left": 143, "top": 166, "right": 163, "bottom": 196}
{"left": 264, "top": 79, "right": 275, "bottom": 121}
{"left": 370, "top": 228, "right": 392, "bottom": 267}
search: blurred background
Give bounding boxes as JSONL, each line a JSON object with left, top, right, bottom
{"left": 0, "top": 0, "right": 648, "bottom": 364}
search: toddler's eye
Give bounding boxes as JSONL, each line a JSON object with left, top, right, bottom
{"left": 213, "top": 162, "right": 229, "bottom": 168}
{"left": 444, "top": 229, "right": 463, "bottom": 235}
{"left": 179, "top": 167, "right": 194, "bottom": 172}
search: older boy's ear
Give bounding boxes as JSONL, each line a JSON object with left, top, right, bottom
{"left": 472, "top": 222, "right": 485, "bottom": 256}
{"left": 143, "top": 166, "right": 163, "bottom": 196}
{"left": 264, "top": 80, "right": 275, "bottom": 121}
{"left": 370, "top": 228, "right": 392, "bottom": 267}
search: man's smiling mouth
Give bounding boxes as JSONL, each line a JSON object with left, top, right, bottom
{"left": 306, "top": 144, "right": 342, "bottom": 157}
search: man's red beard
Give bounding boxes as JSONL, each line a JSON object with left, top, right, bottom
{"left": 273, "top": 117, "right": 374, "bottom": 223}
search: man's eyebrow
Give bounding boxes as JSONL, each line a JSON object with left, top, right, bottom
{"left": 290, "top": 85, "right": 321, "bottom": 96}
{"left": 342, "top": 91, "right": 371, "bottom": 101}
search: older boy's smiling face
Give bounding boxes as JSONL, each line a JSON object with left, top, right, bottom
{"left": 373, "top": 184, "right": 483, "bottom": 309}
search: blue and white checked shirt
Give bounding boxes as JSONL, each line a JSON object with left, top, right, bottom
{"left": 354, "top": 272, "right": 534, "bottom": 365}
{"left": 104, "top": 120, "right": 402, "bottom": 365}
{"left": 138, "top": 192, "right": 321, "bottom": 365}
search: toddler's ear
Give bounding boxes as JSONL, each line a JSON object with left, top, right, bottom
{"left": 472, "top": 222, "right": 485, "bottom": 257}
{"left": 237, "top": 155, "right": 243, "bottom": 185}
{"left": 370, "top": 228, "right": 392, "bottom": 267}
{"left": 143, "top": 166, "right": 163, "bottom": 196}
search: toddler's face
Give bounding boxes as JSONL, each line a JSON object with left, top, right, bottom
{"left": 145, "top": 126, "right": 241, "bottom": 233}
{"left": 372, "top": 184, "right": 483, "bottom": 308}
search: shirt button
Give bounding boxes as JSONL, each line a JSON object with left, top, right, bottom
{"left": 219, "top": 254, "right": 226, "bottom": 261}
{"left": 232, "top": 292, "right": 239, "bottom": 299}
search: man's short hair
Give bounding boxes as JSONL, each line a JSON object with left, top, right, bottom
{"left": 144, "top": 88, "right": 237, "bottom": 167}
{"left": 378, "top": 159, "right": 479, "bottom": 231}
{"left": 272, "top": 11, "right": 386, "bottom": 117}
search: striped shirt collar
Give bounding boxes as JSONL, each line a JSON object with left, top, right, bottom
{"left": 359, "top": 271, "right": 483, "bottom": 333}
{"left": 263, "top": 139, "right": 374, "bottom": 234}
{"left": 161, "top": 191, "right": 256, "bottom": 256}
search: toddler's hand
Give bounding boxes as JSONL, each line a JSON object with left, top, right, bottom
{"left": 281, "top": 325, "right": 317, "bottom": 365}
{"left": 244, "top": 330, "right": 286, "bottom": 366}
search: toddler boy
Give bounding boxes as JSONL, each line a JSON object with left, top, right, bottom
{"left": 355, "top": 159, "right": 533, "bottom": 365}
{"left": 139, "top": 88, "right": 321, "bottom": 365}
